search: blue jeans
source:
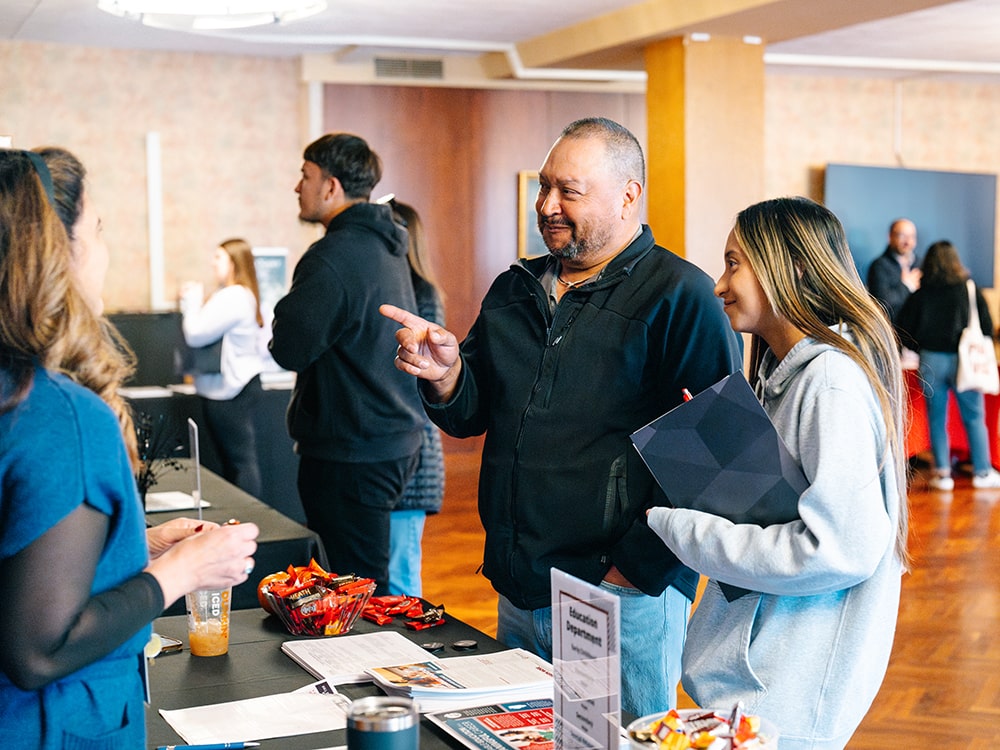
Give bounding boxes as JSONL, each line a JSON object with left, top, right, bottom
{"left": 919, "top": 350, "right": 994, "bottom": 474}
{"left": 496, "top": 583, "right": 690, "bottom": 717}
{"left": 388, "top": 510, "right": 426, "bottom": 596}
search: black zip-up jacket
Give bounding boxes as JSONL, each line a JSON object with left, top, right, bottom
{"left": 897, "top": 279, "right": 994, "bottom": 353}
{"left": 424, "top": 226, "right": 743, "bottom": 609}
{"left": 270, "top": 203, "right": 423, "bottom": 462}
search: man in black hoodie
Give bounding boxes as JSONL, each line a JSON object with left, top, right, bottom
{"left": 269, "top": 133, "right": 423, "bottom": 595}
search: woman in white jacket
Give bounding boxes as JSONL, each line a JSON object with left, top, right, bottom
{"left": 647, "top": 197, "right": 908, "bottom": 749}
{"left": 181, "top": 238, "right": 266, "bottom": 497}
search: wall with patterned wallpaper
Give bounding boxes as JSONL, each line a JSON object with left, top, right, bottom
{"left": 0, "top": 41, "right": 310, "bottom": 312}
{"left": 765, "top": 73, "right": 1000, "bottom": 287}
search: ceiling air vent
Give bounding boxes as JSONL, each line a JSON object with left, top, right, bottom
{"left": 374, "top": 57, "right": 444, "bottom": 79}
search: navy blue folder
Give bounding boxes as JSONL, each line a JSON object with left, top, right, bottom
{"left": 631, "top": 372, "right": 808, "bottom": 600}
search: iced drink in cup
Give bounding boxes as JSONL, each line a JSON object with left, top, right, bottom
{"left": 185, "top": 587, "right": 231, "bottom": 656}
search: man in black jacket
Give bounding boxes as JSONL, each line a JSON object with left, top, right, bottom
{"left": 382, "top": 118, "right": 742, "bottom": 716}
{"left": 269, "top": 133, "right": 423, "bottom": 595}
{"left": 867, "top": 217, "right": 921, "bottom": 323}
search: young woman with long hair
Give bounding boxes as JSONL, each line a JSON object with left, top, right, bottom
{"left": 647, "top": 196, "right": 909, "bottom": 749}
{"left": 897, "top": 239, "right": 1000, "bottom": 490}
{"left": 181, "top": 237, "right": 267, "bottom": 497}
{"left": 385, "top": 199, "right": 445, "bottom": 596}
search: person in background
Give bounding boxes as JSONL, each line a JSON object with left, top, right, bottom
{"left": 0, "top": 148, "right": 259, "bottom": 748}
{"left": 867, "top": 217, "right": 921, "bottom": 323}
{"left": 381, "top": 117, "right": 743, "bottom": 716}
{"left": 647, "top": 197, "right": 908, "bottom": 749}
{"left": 896, "top": 240, "right": 1000, "bottom": 491}
{"left": 181, "top": 238, "right": 266, "bottom": 498}
{"left": 385, "top": 198, "right": 446, "bottom": 597}
{"left": 269, "top": 133, "right": 423, "bottom": 596}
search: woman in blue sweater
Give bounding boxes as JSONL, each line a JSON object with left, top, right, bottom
{"left": 0, "top": 148, "right": 259, "bottom": 749}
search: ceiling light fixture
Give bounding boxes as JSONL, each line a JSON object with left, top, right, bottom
{"left": 97, "top": 1, "right": 327, "bottom": 31}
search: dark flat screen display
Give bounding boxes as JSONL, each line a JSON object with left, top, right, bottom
{"left": 824, "top": 163, "right": 996, "bottom": 287}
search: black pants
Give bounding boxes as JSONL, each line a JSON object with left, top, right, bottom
{"left": 297, "top": 452, "right": 418, "bottom": 595}
{"left": 200, "top": 375, "right": 263, "bottom": 499}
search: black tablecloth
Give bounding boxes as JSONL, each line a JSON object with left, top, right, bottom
{"left": 126, "top": 385, "right": 304, "bottom": 523}
{"left": 146, "top": 607, "right": 508, "bottom": 749}
{"left": 147, "top": 461, "right": 327, "bottom": 616}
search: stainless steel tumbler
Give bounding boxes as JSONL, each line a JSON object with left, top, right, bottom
{"left": 346, "top": 696, "right": 419, "bottom": 750}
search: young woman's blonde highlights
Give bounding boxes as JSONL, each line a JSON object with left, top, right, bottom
{"left": 734, "top": 197, "right": 910, "bottom": 569}
{"left": 0, "top": 150, "right": 137, "bottom": 464}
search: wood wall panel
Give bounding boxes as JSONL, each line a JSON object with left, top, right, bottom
{"left": 322, "top": 84, "right": 644, "bottom": 452}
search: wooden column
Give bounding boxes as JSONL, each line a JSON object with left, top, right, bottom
{"left": 645, "top": 36, "right": 765, "bottom": 279}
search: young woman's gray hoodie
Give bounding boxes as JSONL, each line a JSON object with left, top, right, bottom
{"left": 647, "top": 335, "right": 903, "bottom": 749}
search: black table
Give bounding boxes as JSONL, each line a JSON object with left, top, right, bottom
{"left": 125, "top": 383, "right": 304, "bottom": 523}
{"left": 147, "top": 461, "right": 327, "bottom": 615}
{"left": 146, "top": 607, "right": 508, "bottom": 749}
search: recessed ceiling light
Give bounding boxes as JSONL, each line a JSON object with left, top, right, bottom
{"left": 97, "top": 0, "right": 327, "bottom": 31}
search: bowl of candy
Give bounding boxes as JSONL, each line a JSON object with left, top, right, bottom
{"left": 626, "top": 707, "right": 777, "bottom": 749}
{"left": 258, "top": 559, "right": 376, "bottom": 636}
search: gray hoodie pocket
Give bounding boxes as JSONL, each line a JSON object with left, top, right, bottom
{"left": 681, "top": 581, "right": 767, "bottom": 711}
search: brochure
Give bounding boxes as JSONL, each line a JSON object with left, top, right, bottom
{"left": 426, "top": 699, "right": 554, "bottom": 750}
{"left": 366, "top": 648, "right": 554, "bottom": 699}
{"left": 280, "top": 630, "right": 433, "bottom": 684}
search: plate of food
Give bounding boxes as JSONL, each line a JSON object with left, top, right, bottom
{"left": 626, "top": 707, "right": 777, "bottom": 749}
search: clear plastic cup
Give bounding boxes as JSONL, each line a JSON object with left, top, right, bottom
{"left": 185, "top": 587, "right": 231, "bottom": 657}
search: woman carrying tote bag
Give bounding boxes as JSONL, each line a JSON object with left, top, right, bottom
{"left": 897, "top": 239, "right": 1000, "bottom": 491}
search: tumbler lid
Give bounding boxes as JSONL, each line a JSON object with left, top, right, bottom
{"left": 348, "top": 696, "right": 418, "bottom": 732}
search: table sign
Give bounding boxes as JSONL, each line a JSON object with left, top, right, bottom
{"left": 187, "top": 417, "right": 203, "bottom": 520}
{"left": 550, "top": 568, "right": 620, "bottom": 750}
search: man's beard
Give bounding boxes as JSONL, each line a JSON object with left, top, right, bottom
{"left": 548, "top": 240, "right": 580, "bottom": 260}
{"left": 538, "top": 217, "right": 612, "bottom": 261}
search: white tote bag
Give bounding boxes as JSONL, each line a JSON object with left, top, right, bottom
{"left": 956, "top": 279, "right": 1000, "bottom": 394}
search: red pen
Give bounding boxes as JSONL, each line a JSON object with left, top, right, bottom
{"left": 682, "top": 388, "right": 693, "bottom": 402}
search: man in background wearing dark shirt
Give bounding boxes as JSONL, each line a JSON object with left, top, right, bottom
{"left": 867, "top": 217, "right": 921, "bottom": 323}
{"left": 269, "top": 133, "right": 423, "bottom": 595}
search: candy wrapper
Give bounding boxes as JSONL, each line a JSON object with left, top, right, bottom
{"left": 362, "top": 595, "right": 446, "bottom": 630}
{"left": 626, "top": 708, "right": 775, "bottom": 750}
{"left": 258, "top": 560, "right": 376, "bottom": 637}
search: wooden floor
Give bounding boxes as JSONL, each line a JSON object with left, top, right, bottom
{"left": 422, "top": 452, "right": 1000, "bottom": 747}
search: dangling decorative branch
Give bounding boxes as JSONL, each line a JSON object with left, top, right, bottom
{"left": 134, "top": 411, "right": 186, "bottom": 503}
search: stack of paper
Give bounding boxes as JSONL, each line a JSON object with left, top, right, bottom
{"left": 159, "top": 693, "right": 351, "bottom": 745}
{"left": 145, "top": 491, "right": 211, "bottom": 513}
{"left": 281, "top": 631, "right": 433, "bottom": 684}
{"left": 366, "top": 649, "right": 554, "bottom": 713}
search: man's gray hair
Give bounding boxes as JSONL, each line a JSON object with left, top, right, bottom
{"left": 560, "top": 117, "right": 645, "bottom": 187}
